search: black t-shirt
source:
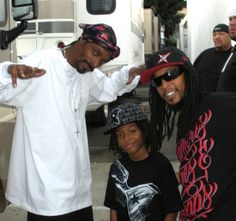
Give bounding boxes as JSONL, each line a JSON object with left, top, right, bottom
{"left": 104, "top": 151, "right": 183, "bottom": 221}
{"left": 217, "top": 47, "right": 236, "bottom": 93}
{"left": 177, "top": 92, "right": 236, "bottom": 221}
{"left": 193, "top": 47, "right": 232, "bottom": 92}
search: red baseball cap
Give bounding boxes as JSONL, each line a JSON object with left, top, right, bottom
{"left": 141, "top": 47, "right": 191, "bottom": 84}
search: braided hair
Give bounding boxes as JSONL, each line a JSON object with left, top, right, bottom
{"left": 149, "top": 63, "right": 207, "bottom": 150}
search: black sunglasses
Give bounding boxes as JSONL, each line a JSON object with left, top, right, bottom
{"left": 151, "top": 67, "right": 183, "bottom": 87}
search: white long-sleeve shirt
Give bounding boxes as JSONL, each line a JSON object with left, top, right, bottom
{"left": 0, "top": 48, "right": 140, "bottom": 215}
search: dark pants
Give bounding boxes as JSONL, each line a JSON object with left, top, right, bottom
{"left": 27, "top": 206, "right": 94, "bottom": 221}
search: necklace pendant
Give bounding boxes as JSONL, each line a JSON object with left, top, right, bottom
{"left": 75, "top": 130, "right": 80, "bottom": 137}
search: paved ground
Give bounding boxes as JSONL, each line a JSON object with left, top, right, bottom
{"left": 0, "top": 158, "right": 179, "bottom": 221}
{"left": 0, "top": 143, "right": 179, "bottom": 221}
{"left": 0, "top": 85, "right": 180, "bottom": 220}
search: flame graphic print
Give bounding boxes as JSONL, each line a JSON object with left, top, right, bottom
{"left": 177, "top": 109, "right": 218, "bottom": 221}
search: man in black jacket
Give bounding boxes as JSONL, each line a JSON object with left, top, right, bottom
{"left": 217, "top": 7, "right": 236, "bottom": 92}
{"left": 194, "top": 24, "right": 232, "bottom": 92}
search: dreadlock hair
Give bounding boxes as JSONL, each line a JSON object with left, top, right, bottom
{"left": 149, "top": 63, "right": 207, "bottom": 150}
{"left": 108, "top": 119, "right": 152, "bottom": 158}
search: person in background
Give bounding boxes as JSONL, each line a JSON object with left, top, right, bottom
{"left": 217, "top": 7, "right": 236, "bottom": 92}
{"left": 0, "top": 23, "right": 143, "bottom": 221}
{"left": 141, "top": 47, "right": 236, "bottom": 221}
{"left": 103, "top": 102, "right": 183, "bottom": 221}
{"left": 193, "top": 23, "right": 232, "bottom": 92}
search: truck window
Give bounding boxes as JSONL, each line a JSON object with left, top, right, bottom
{"left": 21, "top": 21, "right": 36, "bottom": 34}
{"left": 13, "top": 0, "right": 34, "bottom": 6}
{"left": 0, "top": 0, "right": 7, "bottom": 27}
{"left": 38, "top": 21, "right": 74, "bottom": 34}
{"left": 87, "top": 0, "right": 115, "bottom": 15}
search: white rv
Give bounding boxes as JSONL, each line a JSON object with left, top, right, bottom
{"left": 16, "top": 0, "right": 145, "bottom": 125}
{"left": 0, "top": 0, "right": 38, "bottom": 211}
{"left": 16, "top": 0, "right": 145, "bottom": 69}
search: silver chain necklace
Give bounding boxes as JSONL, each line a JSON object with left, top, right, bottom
{"left": 68, "top": 75, "right": 81, "bottom": 137}
{"left": 62, "top": 47, "right": 82, "bottom": 137}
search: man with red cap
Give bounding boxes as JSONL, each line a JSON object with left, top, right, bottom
{"left": 141, "top": 46, "right": 236, "bottom": 221}
{"left": 0, "top": 23, "right": 143, "bottom": 221}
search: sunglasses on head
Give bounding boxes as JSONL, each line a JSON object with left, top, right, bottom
{"left": 151, "top": 67, "right": 183, "bottom": 87}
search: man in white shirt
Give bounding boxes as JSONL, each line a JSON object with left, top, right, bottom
{"left": 0, "top": 23, "right": 143, "bottom": 221}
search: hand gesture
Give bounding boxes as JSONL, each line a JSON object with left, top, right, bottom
{"left": 126, "top": 66, "right": 145, "bottom": 85}
{"left": 7, "top": 64, "right": 46, "bottom": 87}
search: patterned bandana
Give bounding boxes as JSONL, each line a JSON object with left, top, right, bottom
{"left": 79, "top": 23, "right": 120, "bottom": 60}
{"left": 104, "top": 103, "right": 147, "bottom": 134}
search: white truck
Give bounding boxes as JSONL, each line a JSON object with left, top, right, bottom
{"left": 15, "top": 0, "right": 147, "bottom": 126}
{"left": 179, "top": 0, "right": 235, "bottom": 62}
{"left": 0, "top": 0, "right": 38, "bottom": 211}
{"left": 0, "top": 0, "right": 38, "bottom": 121}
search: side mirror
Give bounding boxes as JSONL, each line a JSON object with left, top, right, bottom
{"left": 12, "top": 0, "right": 38, "bottom": 21}
{"left": 0, "top": 0, "right": 38, "bottom": 50}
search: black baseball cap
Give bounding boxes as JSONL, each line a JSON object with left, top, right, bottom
{"left": 213, "top": 24, "right": 229, "bottom": 33}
